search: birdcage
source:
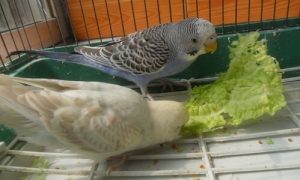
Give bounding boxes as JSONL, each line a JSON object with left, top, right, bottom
{"left": 0, "top": 0, "right": 300, "bottom": 179}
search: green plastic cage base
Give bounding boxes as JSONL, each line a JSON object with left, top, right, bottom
{"left": 0, "top": 26, "right": 300, "bottom": 145}
{"left": 0, "top": 125, "right": 15, "bottom": 145}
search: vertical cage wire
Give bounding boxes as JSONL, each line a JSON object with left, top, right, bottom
{"left": 182, "top": 0, "right": 186, "bottom": 19}
{"left": 235, "top": 0, "right": 238, "bottom": 32}
{"left": 117, "top": 0, "right": 126, "bottom": 36}
{"left": 79, "top": 0, "right": 91, "bottom": 45}
{"left": 195, "top": 0, "right": 199, "bottom": 18}
{"left": 168, "top": 0, "right": 172, "bottom": 22}
{"left": 208, "top": 0, "right": 212, "bottom": 22}
{"left": 0, "top": 2, "right": 20, "bottom": 57}
{"left": 91, "top": 0, "right": 103, "bottom": 42}
{"left": 184, "top": 0, "right": 188, "bottom": 18}
{"left": 52, "top": 0, "right": 66, "bottom": 46}
{"left": 12, "top": 0, "right": 32, "bottom": 50}
{"left": 221, "top": 0, "right": 225, "bottom": 33}
{"left": 26, "top": 0, "right": 44, "bottom": 48}
{"left": 65, "top": 0, "right": 78, "bottom": 46}
{"left": 272, "top": 0, "right": 277, "bottom": 28}
{"left": 0, "top": 56, "right": 6, "bottom": 70}
{"left": 143, "top": 0, "right": 149, "bottom": 27}
{"left": 286, "top": 0, "right": 291, "bottom": 26}
{"left": 130, "top": 0, "right": 137, "bottom": 32}
{"left": 104, "top": 0, "right": 114, "bottom": 40}
{"left": 0, "top": 31, "right": 12, "bottom": 63}
{"left": 6, "top": 0, "right": 26, "bottom": 52}
{"left": 157, "top": 0, "right": 162, "bottom": 24}
{"left": 0, "top": 0, "right": 300, "bottom": 70}
{"left": 38, "top": 0, "right": 55, "bottom": 48}
{"left": 260, "top": 0, "right": 264, "bottom": 30}
{"left": 247, "top": 0, "right": 251, "bottom": 31}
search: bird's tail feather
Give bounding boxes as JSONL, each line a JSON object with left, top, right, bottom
{"left": 0, "top": 74, "right": 41, "bottom": 136}
{"left": 0, "top": 75, "right": 75, "bottom": 149}
{"left": 9, "top": 50, "right": 79, "bottom": 60}
{"left": 0, "top": 73, "right": 16, "bottom": 85}
{"left": 10, "top": 50, "right": 101, "bottom": 70}
{"left": 0, "top": 100, "right": 66, "bottom": 148}
{"left": 0, "top": 102, "right": 32, "bottom": 136}
{"left": 10, "top": 50, "right": 114, "bottom": 74}
{"left": 10, "top": 50, "right": 135, "bottom": 82}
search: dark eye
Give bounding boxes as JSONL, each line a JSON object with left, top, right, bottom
{"left": 191, "top": 38, "right": 197, "bottom": 43}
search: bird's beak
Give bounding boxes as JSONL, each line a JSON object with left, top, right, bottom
{"left": 204, "top": 41, "right": 218, "bottom": 54}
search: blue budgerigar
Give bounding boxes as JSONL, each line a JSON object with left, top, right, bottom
{"left": 11, "top": 18, "right": 217, "bottom": 99}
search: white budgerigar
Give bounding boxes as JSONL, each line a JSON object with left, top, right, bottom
{"left": 11, "top": 18, "right": 217, "bottom": 99}
{"left": 0, "top": 75, "right": 187, "bottom": 163}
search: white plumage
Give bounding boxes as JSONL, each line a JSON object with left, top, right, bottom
{"left": 0, "top": 74, "right": 187, "bottom": 160}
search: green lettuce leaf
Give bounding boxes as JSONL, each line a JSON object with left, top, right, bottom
{"left": 182, "top": 32, "right": 286, "bottom": 136}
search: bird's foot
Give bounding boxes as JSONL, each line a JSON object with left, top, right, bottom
{"left": 144, "top": 93, "right": 154, "bottom": 101}
{"left": 106, "top": 155, "right": 127, "bottom": 176}
{"left": 178, "top": 78, "right": 196, "bottom": 91}
{"left": 88, "top": 161, "right": 101, "bottom": 179}
{"left": 157, "top": 78, "right": 195, "bottom": 92}
{"left": 140, "top": 88, "right": 154, "bottom": 100}
{"left": 157, "top": 79, "right": 175, "bottom": 92}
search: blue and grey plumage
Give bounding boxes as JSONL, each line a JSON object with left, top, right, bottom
{"left": 11, "top": 18, "right": 217, "bottom": 98}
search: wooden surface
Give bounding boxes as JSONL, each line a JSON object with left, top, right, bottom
{"left": 67, "top": 0, "right": 300, "bottom": 40}
{"left": 0, "top": 0, "right": 71, "bottom": 63}
{"left": 0, "top": 19, "right": 64, "bottom": 62}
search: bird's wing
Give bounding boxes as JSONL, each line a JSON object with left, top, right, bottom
{"left": 0, "top": 75, "right": 66, "bottom": 148}
{"left": 20, "top": 91, "right": 149, "bottom": 154}
{"left": 0, "top": 75, "right": 151, "bottom": 154}
{"left": 74, "top": 26, "right": 170, "bottom": 75}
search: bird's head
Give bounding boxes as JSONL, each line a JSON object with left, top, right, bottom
{"left": 147, "top": 100, "right": 188, "bottom": 144}
{"left": 175, "top": 18, "right": 217, "bottom": 60}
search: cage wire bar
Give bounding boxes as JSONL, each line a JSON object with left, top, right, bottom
{"left": 6, "top": 1, "right": 27, "bottom": 52}
{"left": 0, "top": 2, "right": 20, "bottom": 59}
{"left": 26, "top": 0, "right": 44, "bottom": 49}
{"left": 12, "top": 0, "right": 33, "bottom": 50}
{"left": 0, "top": 0, "right": 299, "bottom": 71}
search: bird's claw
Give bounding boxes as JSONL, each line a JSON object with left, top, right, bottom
{"left": 157, "top": 78, "right": 195, "bottom": 92}
{"left": 88, "top": 161, "right": 101, "bottom": 179}
{"left": 105, "top": 155, "right": 127, "bottom": 176}
{"left": 105, "top": 167, "right": 113, "bottom": 176}
{"left": 159, "top": 79, "right": 175, "bottom": 92}
{"left": 145, "top": 93, "right": 154, "bottom": 101}
{"left": 179, "top": 78, "right": 196, "bottom": 91}
{"left": 140, "top": 88, "right": 154, "bottom": 100}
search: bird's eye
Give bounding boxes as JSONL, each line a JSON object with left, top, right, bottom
{"left": 191, "top": 38, "right": 197, "bottom": 43}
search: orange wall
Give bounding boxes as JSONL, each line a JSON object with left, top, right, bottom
{"left": 67, "top": 0, "right": 300, "bottom": 40}
{"left": 0, "top": 19, "right": 64, "bottom": 62}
